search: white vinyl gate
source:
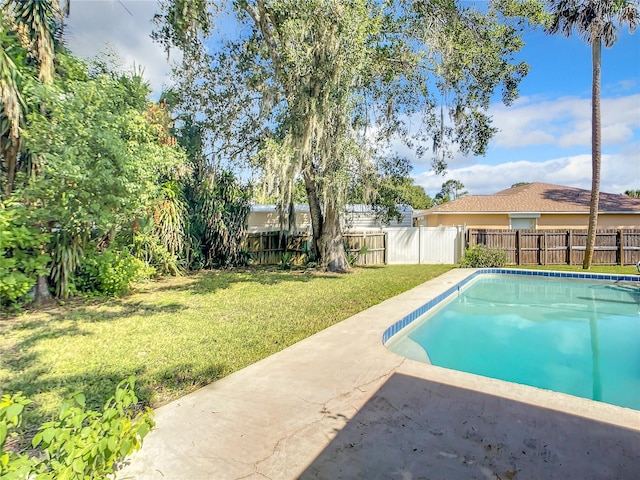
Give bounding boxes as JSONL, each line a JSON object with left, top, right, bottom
{"left": 386, "top": 226, "right": 464, "bottom": 264}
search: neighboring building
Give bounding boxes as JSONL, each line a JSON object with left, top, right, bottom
{"left": 343, "top": 204, "right": 413, "bottom": 231}
{"left": 247, "top": 204, "right": 311, "bottom": 233}
{"left": 413, "top": 182, "right": 640, "bottom": 229}
{"left": 248, "top": 204, "right": 413, "bottom": 233}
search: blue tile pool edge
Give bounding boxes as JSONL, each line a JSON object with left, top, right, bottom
{"left": 381, "top": 268, "right": 640, "bottom": 346}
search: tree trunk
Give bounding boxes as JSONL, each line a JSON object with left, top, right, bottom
{"left": 33, "top": 275, "right": 52, "bottom": 305}
{"left": 319, "top": 205, "right": 349, "bottom": 273}
{"left": 302, "top": 168, "right": 323, "bottom": 260}
{"left": 583, "top": 37, "right": 601, "bottom": 270}
{"left": 98, "top": 225, "right": 117, "bottom": 251}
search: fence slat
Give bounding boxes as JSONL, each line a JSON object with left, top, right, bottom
{"left": 467, "top": 228, "right": 640, "bottom": 266}
{"left": 246, "top": 231, "right": 387, "bottom": 266}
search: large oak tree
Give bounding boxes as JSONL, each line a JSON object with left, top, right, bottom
{"left": 156, "top": 0, "right": 543, "bottom": 271}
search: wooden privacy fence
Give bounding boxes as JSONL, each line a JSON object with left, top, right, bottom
{"left": 467, "top": 229, "right": 640, "bottom": 266}
{"left": 343, "top": 232, "right": 386, "bottom": 265}
{"left": 245, "top": 231, "right": 386, "bottom": 266}
{"left": 245, "top": 232, "right": 309, "bottom": 265}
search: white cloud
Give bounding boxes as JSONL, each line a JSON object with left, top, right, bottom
{"left": 63, "top": 0, "right": 175, "bottom": 94}
{"left": 385, "top": 91, "right": 639, "bottom": 175}
{"left": 606, "top": 78, "right": 638, "bottom": 94}
{"left": 414, "top": 146, "right": 640, "bottom": 196}
{"left": 492, "top": 94, "right": 640, "bottom": 149}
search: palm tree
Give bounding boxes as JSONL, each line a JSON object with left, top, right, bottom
{"left": 0, "top": 0, "right": 63, "bottom": 197}
{"left": 0, "top": 15, "right": 22, "bottom": 136}
{"left": 0, "top": 10, "right": 26, "bottom": 197}
{"left": 6, "top": 0, "right": 59, "bottom": 83}
{"left": 546, "top": 0, "right": 639, "bottom": 269}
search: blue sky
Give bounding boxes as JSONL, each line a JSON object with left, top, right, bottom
{"left": 412, "top": 23, "right": 639, "bottom": 196}
{"left": 65, "top": 0, "right": 640, "bottom": 197}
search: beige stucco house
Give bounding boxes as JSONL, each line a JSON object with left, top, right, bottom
{"left": 413, "top": 182, "right": 640, "bottom": 230}
{"left": 248, "top": 204, "right": 413, "bottom": 233}
{"left": 247, "top": 205, "right": 312, "bottom": 233}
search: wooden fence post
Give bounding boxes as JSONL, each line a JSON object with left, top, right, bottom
{"left": 384, "top": 231, "right": 387, "bottom": 264}
{"left": 567, "top": 230, "right": 572, "bottom": 265}
{"left": 619, "top": 229, "right": 624, "bottom": 266}
{"left": 516, "top": 230, "right": 521, "bottom": 265}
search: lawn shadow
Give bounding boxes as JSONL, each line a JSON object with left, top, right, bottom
{"left": 0, "top": 300, "right": 189, "bottom": 404}
{"left": 0, "top": 322, "right": 91, "bottom": 402}
{"left": 299, "top": 373, "right": 640, "bottom": 480}
{"left": 148, "top": 362, "right": 227, "bottom": 407}
{"left": 0, "top": 366, "right": 149, "bottom": 425}
{"left": 155, "top": 267, "right": 341, "bottom": 296}
{"left": 0, "top": 301, "right": 218, "bottom": 427}
{"left": 2, "top": 300, "right": 187, "bottom": 329}
{"left": 1, "top": 355, "right": 227, "bottom": 430}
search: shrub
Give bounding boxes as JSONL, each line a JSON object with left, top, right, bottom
{"left": 0, "top": 377, "right": 154, "bottom": 479}
{"left": 347, "top": 246, "right": 368, "bottom": 267}
{"left": 75, "top": 246, "right": 153, "bottom": 297}
{"left": 189, "top": 170, "right": 252, "bottom": 268}
{"left": 132, "top": 228, "right": 181, "bottom": 276}
{"left": 279, "top": 252, "right": 293, "bottom": 270}
{"left": 460, "top": 244, "right": 508, "bottom": 268}
{"left": 0, "top": 204, "right": 50, "bottom": 308}
{"left": 300, "top": 241, "right": 316, "bottom": 266}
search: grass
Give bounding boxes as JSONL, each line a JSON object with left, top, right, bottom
{"left": 0, "top": 265, "right": 454, "bottom": 426}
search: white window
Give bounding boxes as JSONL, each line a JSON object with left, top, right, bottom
{"left": 509, "top": 214, "right": 539, "bottom": 230}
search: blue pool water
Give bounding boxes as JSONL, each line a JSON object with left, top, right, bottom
{"left": 387, "top": 273, "right": 640, "bottom": 410}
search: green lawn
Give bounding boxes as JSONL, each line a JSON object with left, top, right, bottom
{"left": 0, "top": 265, "right": 454, "bottom": 426}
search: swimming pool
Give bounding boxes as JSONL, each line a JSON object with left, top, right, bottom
{"left": 385, "top": 270, "right": 640, "bottom": 410}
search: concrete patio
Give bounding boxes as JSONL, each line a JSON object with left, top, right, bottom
{"left": 118, "top": 269, "right": 640, "bottom": 480}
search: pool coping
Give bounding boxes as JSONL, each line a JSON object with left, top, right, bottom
{"left": 383, "top": 268, "right": 640, "bottom": 345}
{"left": 119, "top": 268, "right": 640, "bottom": 480}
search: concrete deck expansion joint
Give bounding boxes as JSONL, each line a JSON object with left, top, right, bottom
{"left": 118, "top": 269, "right": 640, "bottom": 480}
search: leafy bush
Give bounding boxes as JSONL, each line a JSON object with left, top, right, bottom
{"left": 75, "top": 245, "right": 153, "bottom": 297}
{"left": 152, "top": 181, "right": 188, "bottom": 258}
{"left": 0, "top": 204, "right": 50, "bottom": 307}
{"left": 279, "top": 252, "right": 293, "bottom": 270}
{"left": 132, "top": 219, "right": 182, "bottom": 277}
{"left": 238, "top": 247, "right": 255, "bottom": 267}
{"left": 460, "top": 244, "right": 508, "bottom": 268}
{"left": 0, "top": 377, "right": 154, "bottom": 479}
{"left": 189, "top": 170, "right": 251, "bottom": 268}
{"left": 300, "top": 241, "right": 316, "bottom": 266}
{"left": 347, "top": 246, "right": 369, "bottom": 267}
{"left": 49, "top": 231, "right": 84, "bottom": 300}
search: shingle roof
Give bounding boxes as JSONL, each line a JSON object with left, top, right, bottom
{"left": 426, "top": 182, "right": 640, "bottom": 214}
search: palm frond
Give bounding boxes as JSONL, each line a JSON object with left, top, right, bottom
{"left": 4, "top": 0, "right": 61, "bottom": 83}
